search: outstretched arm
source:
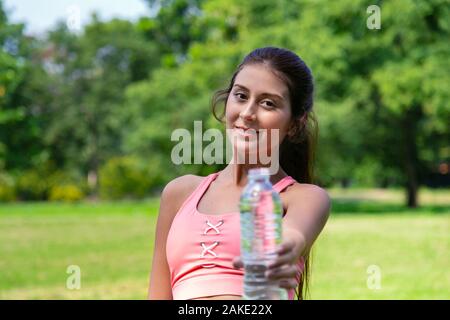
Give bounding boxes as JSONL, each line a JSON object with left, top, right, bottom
{"left": 233, "top": 184, "right": 331, "bottom": 290}
{"left": 267, "top": 184, "right": 331, "bottom": 289}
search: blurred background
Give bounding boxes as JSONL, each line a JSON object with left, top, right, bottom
{"left": 0, "top": 0, "right": 449, "bottom": 299}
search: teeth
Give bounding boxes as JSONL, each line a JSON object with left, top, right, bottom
{"left": 236, "top": 127, "right": 258, "bottom": 135}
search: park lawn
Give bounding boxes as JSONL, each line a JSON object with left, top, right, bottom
{"left": 0, "top": 202, "right": 157, "bottom": 299}
{"left": 0, "top": 189, "right": 449, "bottom": 299}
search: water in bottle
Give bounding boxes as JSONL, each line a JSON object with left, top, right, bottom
{"left": 239, "top": 167, "right": 287, "bottom": 300}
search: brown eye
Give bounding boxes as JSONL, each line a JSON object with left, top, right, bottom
{"left": 262, "top": 100, "right": 276, "bottom": 108}
{"left": 234, "top": 92, "right": 247, "bottom": 101}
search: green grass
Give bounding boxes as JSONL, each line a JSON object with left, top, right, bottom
{"left": 0, "top": 189, "right": 449, "bottom": 299}
{"left": 0, "top": 201, "right": 158, "bottom": 299}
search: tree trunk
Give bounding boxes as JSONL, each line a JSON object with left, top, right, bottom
{"left": 87, "top": 170, "right": 98, "bottom": 190}
{"left": 341, "top": 178, "right": 351, "bottom": 188}
{"left": 406, "top": 175, "right": 418, "bottom": 208}
{"left": 401, "top": 108, "right": 421, "bottom": 208}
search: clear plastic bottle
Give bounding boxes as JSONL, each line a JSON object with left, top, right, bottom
{"left": 239, "top": 167, "right": 287, "bottom": 300}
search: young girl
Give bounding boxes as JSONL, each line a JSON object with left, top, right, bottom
{"left": 148, "top": 47, "right": 330, "bottom": 300}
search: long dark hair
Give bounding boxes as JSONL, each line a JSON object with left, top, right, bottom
{"left": 211, "top": 47, "right": 318, "bottom": 300}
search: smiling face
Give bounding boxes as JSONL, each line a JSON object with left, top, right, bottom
{"left": 225, "top": 63, "right": 292, "bottom": 158}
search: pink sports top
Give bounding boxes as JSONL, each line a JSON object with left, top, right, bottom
{"left": 166, "top": 171, "right": 305, "bottom": 300}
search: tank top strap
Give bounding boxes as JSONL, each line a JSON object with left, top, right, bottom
{"left": 273, "top": 176, "right": 297, "bottom": 194}
{"left": 180, "top": 172, "right": 220, "bottom": 212}
{"left": 177, "top": 172, "right": 295, "bottom": 213}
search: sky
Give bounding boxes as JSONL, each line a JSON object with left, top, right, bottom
{"left": 3, "top": 0, "right": 152, "bottom": 35}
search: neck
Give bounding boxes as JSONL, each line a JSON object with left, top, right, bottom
{"left": 221, "top": 161, "right": 287, "bottom": 188}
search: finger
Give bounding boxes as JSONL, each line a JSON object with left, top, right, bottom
{"left": 268, "top": 251, "right": 296, "bottom": 269}
{"left": 266, "top": 265, "right": 297, "bottom": 280}
{"left": 232, "top": 256, "right": 243, "bottom": 269}
{"left": 276, "top": 240, "right": 295, "bottom": 255}
{"left": 279, "top": 279, "right": 298, "bottom": 290}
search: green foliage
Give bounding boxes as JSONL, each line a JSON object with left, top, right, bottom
{"left": 143, "top": 0, "right": 206, "bottom": 58}
{"left": 352, "top": 158, "right": 402, "bottom": 187}
{"left": 16, "top": 170, "right": 48, "bottom": 200}
{"left": 0, "top": 171, "right": 16, "bottom": 201}
{"left": 48, "top": 184, "right": 84, "bottom": 202}
{"left": 0, "top": 2, "right": 48, "bottom": 170}
{"left": 0, "top": 0, "right": 448, "bottom": 204}
{"left": 40, "top": 17, "right": 162, "bottom": 188}
{"left": 15, "top": 165, "right": 85, "bottom": 201}
{"left": 99, "top": 156, "right": 163, "bottom": 200}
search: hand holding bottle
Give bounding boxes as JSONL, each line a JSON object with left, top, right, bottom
{"left": 233, "top": 237, "right": 301, "bottom": 290}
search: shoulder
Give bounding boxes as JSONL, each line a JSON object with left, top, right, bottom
{"left": 155, "top": 174, "right": 205, "bottom": 233}
{"left": 160, "top": 174, "right": 204, "bottom": 208}
{"left": 284, "top": 183, "right": 331, "bottom": 216}
{"left": 287, "top": 182, "right": 330, "bottom": 201}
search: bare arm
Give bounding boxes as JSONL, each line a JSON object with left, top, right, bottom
{"left": 283, "top": 184, "right": 331, "bottom": 257}
{"left": 147, "top": 175, "right": 201, "bottom": 299}
{"left": 257, "top": 184, "right": 331, "bottom": 289}
{"left": 233, "top": 184, "right": 330, "bottom": 282}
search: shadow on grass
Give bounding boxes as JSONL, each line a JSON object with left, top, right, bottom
{"left": 331, "top": 199, "right": 450, "bottom": 215}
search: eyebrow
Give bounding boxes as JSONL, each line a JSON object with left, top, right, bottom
{"left": 233, "top": 84, "right": 285, "bottom": 101}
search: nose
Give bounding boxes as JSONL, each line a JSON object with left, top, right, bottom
{"left": 239, "top": 102, "right": 257, "bottom": 122}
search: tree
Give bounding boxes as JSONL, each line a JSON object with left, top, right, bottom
{"left": 43, "top": 16, "right": 161, "bottom": 190}
{"left": 133, "top": 0, "right": 450, "bottom": 207}
{"left": 0, "top": 0, "right": 49, "bottom": 171}
{"left": 229, "top": 0, "right": 449, "bottom": 207}
{"left": 2, "top": 0, "right": 448, "bottom": 205}
{"left": 142, "top": 0, "right": 206, "bottom": 64}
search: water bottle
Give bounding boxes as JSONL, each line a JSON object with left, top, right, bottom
{"left": 239, "top": 167, "right": 287, "bottom": 300}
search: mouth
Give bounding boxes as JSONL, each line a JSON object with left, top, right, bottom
{"left": 234, "top": 125, "right": 259, "bottom": 135}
